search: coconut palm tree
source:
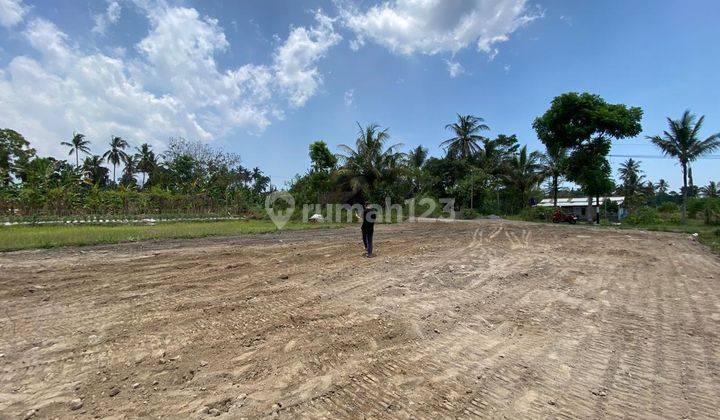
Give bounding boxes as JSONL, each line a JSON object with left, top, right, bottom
{"left": 655, "top": 179, "right": 669, "bottom": 194}
{"left": 540, "top": 144, "right": 568, "bottom": 208}
{"left": 336, "top": 123, "right": 404, "bottom": 196}
{"left": 477, "top": 134, "right": 520, "bottom": 174}
{"left": 647, "top": 110, "right": 720, "bottom": 222}
{"left": 407, "top": 145, "right": 428, "bottom": 194}
{"left": 60, "top": 132, "right": 91, "bottom": 169}
{"left": 407, "top": 145, "right": 428, "bottom": 168}
{"left": 135, "top": 143, "right": 156, "bottom": 187}
{"left": 82, "top": 155, "right": 109, "bottom": 186}
{"left": 103, "top": 136, "right": 129, "bottom": 184}
{"left": 120, "top": 153, "right": 138, "bottom": 186}
{"left": 617, "top": 158, "right": 646, "bottom": 194}
{"left": 701, "top": 181, "right": 718, "bottom": 198}
{"left": 504, "top": 145, "right": 545, "bottom": 208}
{"left": 440, "top": 114, "right": 489, "bottom": 159}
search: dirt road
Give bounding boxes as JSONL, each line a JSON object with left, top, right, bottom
{"left": 1, "top": 220, "right": 719, "bottom": 419}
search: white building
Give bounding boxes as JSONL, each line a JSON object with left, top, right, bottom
{"left": 535, "top": 196, "right": 626, "bottom": 219}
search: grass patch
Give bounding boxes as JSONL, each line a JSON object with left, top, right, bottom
{"left": 0, "top": 220, "right": 346, "bottom": 252}
{"left": 616, "top": 220, "right": 720, "bottom": 253}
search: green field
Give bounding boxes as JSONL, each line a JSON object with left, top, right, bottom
{"left": 0, "top": 220, "right": 345, "bottom": 252}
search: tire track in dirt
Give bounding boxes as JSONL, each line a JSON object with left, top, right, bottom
{"left": 1, "top": 221, "right": 720, "bottom": 419}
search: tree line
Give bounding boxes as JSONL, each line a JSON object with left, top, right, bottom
{"left": 1, "top": 91, "right": 718, "bottom": 223}
{"left": 0, "top": 132, "right": 271, "bottom": 217}
{"left": 290, "top": 92, "right": 719, "bottom": 223}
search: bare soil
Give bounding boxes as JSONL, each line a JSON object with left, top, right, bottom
{"left": 1, "top": 220, "right": 719, "bottom": 419}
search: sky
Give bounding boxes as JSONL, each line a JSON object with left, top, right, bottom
{"left": 1, "top": 0, "right": 719, "bottom": 191}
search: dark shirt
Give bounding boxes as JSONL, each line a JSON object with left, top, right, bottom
{"left": 361, "top": 207, "right": 377, "bottom": 232}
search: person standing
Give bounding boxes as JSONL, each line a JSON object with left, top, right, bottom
{"left": 360, "top": 202, "right": 377, "bottom": 257}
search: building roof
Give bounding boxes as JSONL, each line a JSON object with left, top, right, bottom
{"left": 535, "top": 196, "right": 625, "bottom": 207}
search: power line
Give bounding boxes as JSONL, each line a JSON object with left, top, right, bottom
{"left": 608, "top": 154, "right": 720, "bottom": 160}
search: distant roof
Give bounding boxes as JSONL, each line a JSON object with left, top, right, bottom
{"left": 536, "top": 196, "right": 625, "bottom": 207}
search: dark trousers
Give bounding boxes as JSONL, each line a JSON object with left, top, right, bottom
{"left": 362, "top": 229, "right": 373, "bottom": 255}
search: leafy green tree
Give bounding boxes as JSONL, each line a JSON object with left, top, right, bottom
{"left": 441, "top": 114, "right": 489, "bottom": 159}
{"left": 417, "top": 157, "right": 461, "bottom": 198}
{"left": 647, "top": 110, "right": 720, "bottom": 222}
{"left": 303, "top": 141, "right": 337, "bottom": 203}
{"left": 451, "top": 167, "right": 491, "bottom": 211}
{"left": 336, "top": 123, "right": 405, "bottom": 200}
{"left": 135, "top": 143, "right": 157, "bottom": 187}
{"left": 61, "top": 132, "right": 91, "bottom": 169}
{"left": 0, "top": 129, "right": 36, "bottom": 186}
{"left": 309, "top": 141, "right": 337, "bottom": 172}
{"left": 168, "top": 154, "right": 200, "bottom": 192}
{"left": 103, "top": 136, "right": 129, "bottom": 184}
{"left": 565, "top": 137, "right": 616, "bottom": 221}
{"left": 20, "top": 157, "right": 60, "bottom": 190}
{"left": 533, "top": 92, "right": 642, "bottom": 221}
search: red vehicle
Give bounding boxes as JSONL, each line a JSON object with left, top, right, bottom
{"left": 552, "top": 208, "right": 578, "bottom": 224}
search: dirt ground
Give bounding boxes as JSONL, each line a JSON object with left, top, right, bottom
{"left": 1, "top": 220, "right": 719, "bottom": 419}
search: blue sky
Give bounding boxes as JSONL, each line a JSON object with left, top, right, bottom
{"left": 1, "top": 0, "right": 719, "bottom": 190}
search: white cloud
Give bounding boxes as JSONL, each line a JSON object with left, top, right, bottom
{"left": 344, "top": 89, "right": 354, "bottom": 106}
{"left": 273, "top": 10, "right": 341, "bottom": 107}
{"left": 0, "top": 6, "right": 340, "bottom": 158}
{"left": 0, "top": 0, "right": 28, "bottom": 28}
{"left": 445, "top": 60, "right": 465, "bottom": 78}
{"left": 342, "top": 0, "right": 540, "bottom": 57}
{"left": 92, "top": 1, "right": 122, "bottom": 35}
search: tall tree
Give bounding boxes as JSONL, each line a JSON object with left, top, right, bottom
{"left": 503, "top": 145, "right": 545, "bottom": 209}
{"left": 618, "top": 158, "right": 645, "bottom": 192}
{"left": 533, "top": 92, "right": 643, "bottom": 222}
{"left": 103, "top": 136, "right": 129, "bottom": 184}
{"left": 250, "top": 167, "right": 271, "bottom": 194}
{"left": 82, "top": 155, "right": 109, "bottom": 186}
{"left": 407, "top": 145, "right": 429, "bottom": 195}
{"left": 135, "top": 143, "right": 156, "bottom": 187}
{"left": 617, "top": 158, "right": 647, "bottom": 210}
{"left": 647, "top": 110, "right": 720, "bottom": 222}
{"left": 407, "top": 145, "right": 428, "bottom": 168}
{"left": 120, "top": 153, "right": 138, "bottom": 187}
{"left": 701, "top": 181, "right": 718, "bottom": 198}
{"left": 540, "top": 144, "right": 568, "bottom": 208}
{"left": 61, "top": 132, "right": 91, "bottom": 169}
{"left": 440, "top": 114, "right": 489, "bottom": 159}
{"left": 309, "top": 141, "right": 337, "bottom": 172}
{"left": 655, "top": 179, "right": 669, "bottom": 194}
{"left": 337, "top": 123, "right": 404, "bottom": 198}
{"left": 0, "top": 129, "right": 36, "bottom": 186}
{"left": 477, "top": 134, "right": 520, "bottom": 174}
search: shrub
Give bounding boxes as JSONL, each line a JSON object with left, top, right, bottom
{"left": 625, "top": 206, "right": 661, "bottom": 225}
{"left": 460, "top": 207, "right": 480, "bottom": 220}
{"left": 519, "top": 206, "right": 552, "bottom": 222}
{"left": 657, "top": 202, "right": 679, "bottom": 214}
